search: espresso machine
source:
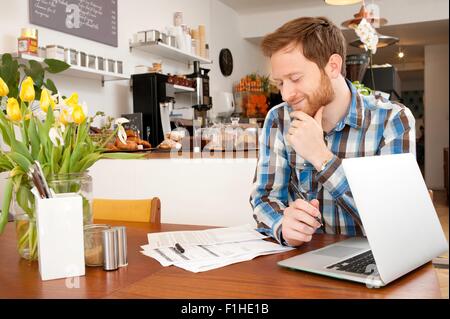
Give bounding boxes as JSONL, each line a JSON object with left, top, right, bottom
{"left": 131, "top": 73, "right": 175, "bottom": 147}
{"left": 187, "top": 61, "right": 212, "bottom": 127}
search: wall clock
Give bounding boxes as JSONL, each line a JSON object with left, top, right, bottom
{"left": 219, "top": 48, "right": 233, "bottom": 76}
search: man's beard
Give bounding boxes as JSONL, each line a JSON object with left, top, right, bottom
{"left": 302, "top": 72, "right": 335, "bottom": 117}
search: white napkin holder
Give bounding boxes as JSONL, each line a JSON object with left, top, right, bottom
{"left": 33, "top": 189, "right": 86, "bottom": 281}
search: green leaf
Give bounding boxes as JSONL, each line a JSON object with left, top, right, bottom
{"left": 26, "top": 60, "right": 45, "bottom": 87}
{"left": 43, "top": 59, "right": 70, "bottom": 74}
{"left": 1, "top": 53, "right": 13, "bottom": 65}
{"left": 16, "top": 185, "right": 33, "bottom": 215}
{"left": 37, "top": 145, "right": 46, "bottom": 165}
{"left": 7, "top": 152, "right": 32, "bottom": 172}
{"left": 10, "top": 138, "right": 33, "bottom": 162}
{"left": 0, "top": 178, "right": 13, "bottom": 234}
{"left": 51, "top": 145, "right": 62, "bottom": 174}
{"left": 0, "top": 120, "right": 12, "bottom": 146}
{"left": 58, "top": 146, "right": 72, "bottom": 174}
{"left": 72, "top": 153, "right": 102, "bottom": 172}
{"left": 44, "top": 79, "right": 58, "bottom": 94}
{"left": 0, "top": 56, "right": 20, "bottom": 97}
{"left": 28, "top": 117, "right": 40, "bottom": 159}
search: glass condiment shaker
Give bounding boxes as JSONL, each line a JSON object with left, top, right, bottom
{"left": 83, "top": 224, "right": 110, "bottom": 266}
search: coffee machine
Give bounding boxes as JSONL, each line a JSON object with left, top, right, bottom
{"left": 187, "top": 61, "right": 212, "bottom": 126}
{"left": 131, "top": 73, "right": 175, "bottom": 147}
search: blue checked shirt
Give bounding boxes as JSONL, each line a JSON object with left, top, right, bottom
{"left": 250, "top": 80, "right": 416, "bottom": 245}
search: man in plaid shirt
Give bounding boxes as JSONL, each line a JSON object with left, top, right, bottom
{"left": 250, "top": 16, "right": 415, "bottom": 247}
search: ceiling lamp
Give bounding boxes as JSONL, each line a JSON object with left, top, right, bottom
{"left": 325, "top": 0, "right": 362, "bottom": 5}
{"left": 341, "top": 4, "right": 388, "bottom": 29}
{"left": 397, "top": 46, "right": 405, "bottom": 59}
{"left": 349, "top": 34, "right": 399, "bottom": 49}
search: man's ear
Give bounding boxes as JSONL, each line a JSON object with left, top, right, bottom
{"left": 326, "top": 54, "right": 343, "bottom": 79}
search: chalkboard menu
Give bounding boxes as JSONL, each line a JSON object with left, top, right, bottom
{"left": 29, "top": 0, "right": 118, "bottom": 47}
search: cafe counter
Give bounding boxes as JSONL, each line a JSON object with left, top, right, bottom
{"left": 89, "top": 150, "right": 258, "bottom": 227}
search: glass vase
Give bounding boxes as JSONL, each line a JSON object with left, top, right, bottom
{"left": 13, "top": 194, "right": 38, "bottom": 261}
{"left": 47, "top": 172, "right": 94, "bottom": 226}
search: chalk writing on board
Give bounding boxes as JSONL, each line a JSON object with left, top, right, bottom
{"left": 29, "top": 0, "right": 117, "bottom": 47}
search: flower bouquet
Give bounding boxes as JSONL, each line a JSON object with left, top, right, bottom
{"left": 0, "top": 53, "right": 142, "bottom": 260}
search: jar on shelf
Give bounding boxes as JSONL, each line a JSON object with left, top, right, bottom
{"left": 46, "top": 45, "right": 65, "bottom": 61}
{"left": 106, "top": 58, "right": 116, "bottom": 73}
{"left": 18, "top": 28, "right": 38, "bottom": 55}
{"left": 64, "top": 48, "right": 78, "bottom": 65}
{"left": 97, "top": 56, "right": 105, "bottom": 71}
{"left": 116, "top": 60, "right": 123, "bottom": 74}
{"left": 87, "top": 54, "right": 96, "bottom": 69}
{"left": 77, "top": 51, "right": 87, "bottom": 67}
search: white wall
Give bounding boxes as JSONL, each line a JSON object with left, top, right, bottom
{"left": 209, "top": 0, "right": 267, "bottom": 114}
{"left": 424, "top": 44, "right": 449, "bottom": 189}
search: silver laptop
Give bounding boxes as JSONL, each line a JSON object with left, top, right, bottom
{"left": 278, "top": 153, "right": 448, "bottom": 287}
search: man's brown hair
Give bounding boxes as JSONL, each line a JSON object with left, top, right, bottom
{"left": 261, "top": 16, "right": 347, "bottom": 76}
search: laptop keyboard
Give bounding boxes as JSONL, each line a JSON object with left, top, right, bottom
{"left": 326, "top": 250, "right": 377, "bottom": 275}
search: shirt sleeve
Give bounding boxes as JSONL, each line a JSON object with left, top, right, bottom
{"left": 249, "top": 109, "right": 290, "bottom": 245}
{"left": 316, "top": 106, "right": 416, "bottom": 229}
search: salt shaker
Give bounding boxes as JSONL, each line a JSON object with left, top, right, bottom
{"left": 102, "top": 228, "right": 119, "bottom": 271}
{"left": 114, "top": 226, "right": 128, "bottom": 267}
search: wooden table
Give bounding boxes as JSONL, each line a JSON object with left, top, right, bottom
{"left": 0, "top": 220, "right": 442, "bottom": 299}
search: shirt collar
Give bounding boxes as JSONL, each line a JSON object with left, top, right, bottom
{"left": 334, "top": 79, "right": 364, "bottom": 132}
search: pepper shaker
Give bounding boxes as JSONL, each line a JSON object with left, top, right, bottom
{"left": 102, "top": 228, "right": 119, "bottom": 271}
{"left": 114, "top": 226, "right": 128, "bottom": 267}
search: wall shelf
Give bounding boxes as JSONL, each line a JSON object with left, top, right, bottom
{"left": 129, "top": 41, "right": 212, "bottom": 66}
{"left": 12, "top": 53, "right": 130, "bottom": 86}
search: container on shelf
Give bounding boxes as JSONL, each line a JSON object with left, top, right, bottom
{"left": 116, "top": 60, "right": 123, "bottom": 74}
{"left": 77, "top": 51, "right": 87, "bottom": 67}
{"left": 97, "top": 56, "right": 105, "bottom": 71}
{"left": 173, "top": 12, "right": 183, "bottom": 27}
{"left": 165, "top": 35, "right": 176, "bottom": 47}
{"left": 135, "top": 31, "right": 146, "bottom": 43}
{"left": 87, "top": 54, "right": 96, "bottom": 69}
{"left": 64, "top": 48, "right": 78, "bottom": 65}
{"left": 106, "top": 58, "right": 116, "bottom": 73}
{"left": 38, "top": 46, "right": 46, "bottom": 58}
{"left": 46, "top": 45, "right": 65, "bottom": 60}
{"left": 145, "top": 30, "right": 160, "bottom": 42}
{"left": 18, "top": 28, "right": 38, "bottom": 55}
{"left": 160, "top": 32, "right": 168, "bottom": 44}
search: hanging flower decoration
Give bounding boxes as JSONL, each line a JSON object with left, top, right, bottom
{"left": 354, "top": 18, "right": 379, "bottom": 54}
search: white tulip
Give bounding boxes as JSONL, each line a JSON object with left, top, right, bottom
{"left": 49, "top": 127, "right": 65, "bottom": 147}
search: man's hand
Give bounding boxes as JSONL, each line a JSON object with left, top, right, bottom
{"left": 282, "top": 199, "right": 322, "bottom": 246}
{"left": 287, "top": 107, "right": 333, "bottom": 170}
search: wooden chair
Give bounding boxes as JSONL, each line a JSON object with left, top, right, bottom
{"left": 92, "top": 198, "right": 161, "bottom": 225}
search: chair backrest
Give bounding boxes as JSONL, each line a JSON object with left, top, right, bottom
{"left": 93, "top": 198, "right": 161, "bottom": 225}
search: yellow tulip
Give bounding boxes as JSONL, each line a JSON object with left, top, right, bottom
{"left": 0, "top": 77, "right": 9, "bottom": 97}
{"left": 6, "top": 98, "right": 22, "bottom": 122}
{"left": 19, "top": 76, "right": 35, "bottom": 102}
{"left": 59, "top": 109, "right": 70, "bottom": 125}
{"left": 39, "top": 88, "right": 55, "bottom": 113}
{"left": 65, "top": 92, "right": 79, "bottom": 108}
{"left": 72, "top": 105, "right": 86, "bottom": 124}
